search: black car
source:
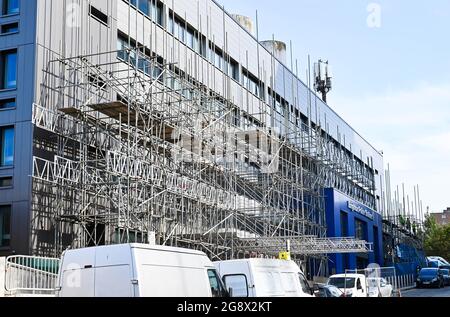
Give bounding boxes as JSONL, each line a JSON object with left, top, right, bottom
{"left": 313, "top": 283, "right": 344, "bottom": 297}
{"left": 439, "top": 269, "right": 450, "bottom": 286}
{"left": 416, "top": 268, "right": 444, "bottom": 288}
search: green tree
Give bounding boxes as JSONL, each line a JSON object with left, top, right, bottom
{"left": 423, "top": 215, "right": 450, "bottom": 260}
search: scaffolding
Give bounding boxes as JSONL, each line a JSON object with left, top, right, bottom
{"left": 27, "top": 2, "right": 380, "bottom": 277}
{"left": 382, "top": 167, "right": 426, "bottom": 271}
{"left": 29, "top": 46, "right": 375, "bottom": 270}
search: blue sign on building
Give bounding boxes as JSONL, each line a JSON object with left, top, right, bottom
{"left": 325, "top": 188, "right": 384, "bottom": 275}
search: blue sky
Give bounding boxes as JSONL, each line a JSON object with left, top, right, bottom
{"left": 218, "top": 0, "right": 450, "bottom": 213}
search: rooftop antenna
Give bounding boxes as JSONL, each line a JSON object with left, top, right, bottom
{"left": 313, "top": 59, "right": 332, "bottom": 103}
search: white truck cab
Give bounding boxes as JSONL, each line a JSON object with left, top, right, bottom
{"left": 57, "top": 244, "right": 228, "bottom": 297}
{"left": 214, "top": 258, "right": 314, "bottom": 297}
{"left": 327, "top": 274, "right": 368, "bottom": 297}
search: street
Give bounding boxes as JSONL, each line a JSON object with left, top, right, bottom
{"left": 402, "top": 286, "right": 450, "bottom": 297}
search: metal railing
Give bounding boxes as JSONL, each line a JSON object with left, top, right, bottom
{"left": 4, "top": 256, "right": 60, "bottom": 296}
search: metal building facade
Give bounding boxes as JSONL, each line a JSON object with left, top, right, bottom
{"left": 0, "top": 0, "right": 383, "bottom": 277}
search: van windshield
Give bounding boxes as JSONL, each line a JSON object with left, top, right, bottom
{"left": 328, "top": 277, "right": 356, "bottom": 289}
{"left": 298, "top": 273, "right": 312, "bottom": 294}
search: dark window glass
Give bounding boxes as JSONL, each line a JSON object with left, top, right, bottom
{"left": 298, "top": 273, "right": 312, "bottom": 294}
{"left": 115, "top": 228, "right": 147, "bottom": 244}
{"left": 1, "top": 22, "right": 18, "bottom": 34}
{"left": 328, "top": 277, "right": 356, "bottom": 289}
{"left": 0, "top": 205, "right": 11, "bottom": 247}
{"left": 223, "top": 275, "right": 248, "bottom": 297}
{"left": 340, "top": 212, "right": 348, "bottom": 236}
{"left": 90, "top": 5, "right": 108, "bottom": 25}
{"left": 1, "top": 50, "right": 17, "bottom": 89}
{"left": 355, "top": 219, "right": 367, "bottom": 240}
{"left": 3, "top": 0, "right": 19, "bottom": 15}
{"left": 230, "top": 60, "right": 239, "bottom": 81}
{"left": 151, "top": 1, "right": 163, "bottom": 25}
{"left": 0, "top": 176, "right": 12, "bottom": 187}
{"left": 0, "top": 98, "right": 15, "bottom": 109}
{"left": 208, "top": 269, "right": 227, "bottom": 298}
{"left": 138, "top": 0, "right": 149, "bottom": 15}
{"left": 1, "top": 126, "right": 14, "bottom": 166}
{"left": 357, "top": 278, "right": 362, "bottom": 290}
{"left": 168, "top": 15, "right": 174, "bottom": 33}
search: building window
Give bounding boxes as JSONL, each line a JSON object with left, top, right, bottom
{"left": 115, "top": 228, "right": 148, "bottom": 244}
{"left": 373, "top": 226, "right": 380, "bottom": 263}
{"left": 229, "top": 60, "right": 240, "bottom": 81}
{"left": 1, "top": 22, "right": 19, "bottom": 35}
{"left": 0, "top": 126, "right": 14, "bottom": 166}
{"left": 242, "top": 69, "right": 263, "bottom": 98}
{"left": 0, "top": 49, "right": 17, "bottom": 90}
{"left": 2, "top": 0, "right": 19, "bottom": 16}
{"left": 117, "top": 33, "right": 163, "bottom": 80}
{"left": 355, "top": 219, "right": 367, "bottom": 241}
{"left": 340, "top": 212, "right": 348, "bottom": 236}
{"left": 89, "top": 5, "right": 108, "bottom": 26}
{"left": 0, "top": 176, "right": 12, "bottom": 187}
{"left": 0, "top": 205, "right": 11, "bottom": 248}
{"left": 0, "top": 97, "right": 15, "bottom": 110}
{"left": 138, "top": 0, "right": 149, "bottom": 15}
{"left": 129, "top": 0, "right": 163, "bottom": 26}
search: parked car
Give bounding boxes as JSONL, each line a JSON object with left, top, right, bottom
{"left": 439, "top": 269, "right": 450, "bottom": 286}
{"left": 327, "top": 274, "right": 368, "bottom": 297}
{"left": 366, "top": 277, "right": 393, "bottom": 297}
{"left": 313, "top": 283, "right": 343, "bottom": 297}
{"left": 57, "top": 244, "right": 229, "bottom": 297}
{"left": 427, "top": 256, "right": 449, "bottom": 266}
{"left": 416, "top": 268, "right": 444, "bottom": 289}
{"left": 214, "top": 258, "right": 314, "bottom": 297}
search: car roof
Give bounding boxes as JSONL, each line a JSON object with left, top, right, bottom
{"left": 329, "top": 274, "right": 365, "bottom": 278}
{"left": 64, "top": 243, "right": 208, "bottom": 257}
{"left": 214, "top": 258, "right": 301, "bottom": 271}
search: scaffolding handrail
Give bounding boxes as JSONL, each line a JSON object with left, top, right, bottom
{"left": 238, "top": 236, "right": 373, "bottom": 255}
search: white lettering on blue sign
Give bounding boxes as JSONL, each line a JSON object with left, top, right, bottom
{"left": 347, "top": 201, "right": 374, "bottom": 220}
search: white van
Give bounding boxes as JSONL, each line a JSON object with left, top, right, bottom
{"left": 57, "top": 244, "right": 228, "bottom": 297}
{"left": 214, "top": 258, "right": 314, "bottom": 297}
{"left": 327, "top": 273, "right": 368, "bottom": 297}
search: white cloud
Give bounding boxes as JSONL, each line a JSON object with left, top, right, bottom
{"left": 413, "top": 131, "right": 450, "bottom": 155}
{"left": 330, "top": 82, "right": 450, "bottom": 212}
{"left": 332, "top": 82, "right": 450, "bottom": 131}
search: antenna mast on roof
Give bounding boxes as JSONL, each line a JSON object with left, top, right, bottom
{"left": 314, "top": 59, "right": 332, "bottom": 103}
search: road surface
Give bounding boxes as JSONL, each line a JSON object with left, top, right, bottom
{"left": 402, "top": 286, "right": 450, "bottom": 297}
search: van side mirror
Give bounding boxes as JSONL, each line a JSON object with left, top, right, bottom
{"left": 228, "top": 288, "right": 233, "bottom": 298}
